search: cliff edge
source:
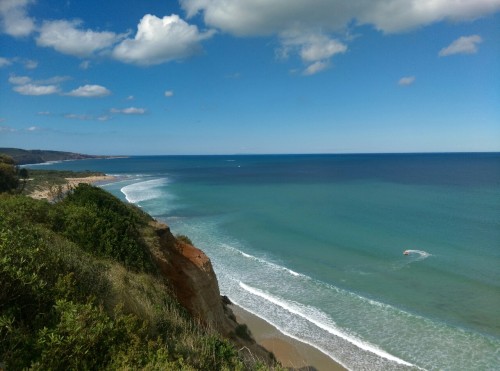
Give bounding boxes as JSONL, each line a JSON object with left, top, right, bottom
{"left": 149, "top": 220, "right": 276, "bottom": 365}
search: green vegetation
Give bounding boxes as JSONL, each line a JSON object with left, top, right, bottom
{"left": 21, "top": 169, "right": 107, "bottom": 195}
{"left": 0, "top": 183, "right": 272, "bottom": 370}
{"left": 176, "top": 234, "right": 194, "bottom": 245}
{"left": 0, "top": 155, "right": 20, "bottom": 193}
{"left": 0, "top": 154, "right": 106, "bottom": 196}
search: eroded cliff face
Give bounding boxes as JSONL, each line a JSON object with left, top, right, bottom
{"left": 148, "top": 220, "right": 275, "bottom": 365}
{"left": 149, "top": 220, "right": 230, "bottom": 333}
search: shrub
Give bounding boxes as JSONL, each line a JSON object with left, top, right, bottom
{"left": 176, "top": 234, "right": 193, "bottom": 245}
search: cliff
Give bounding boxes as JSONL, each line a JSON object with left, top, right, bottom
{"left": 149, "top": 220, "right": 275, "bottom": 363}
{"left": 0, "top": 183, "right": 276, "bottom": 369}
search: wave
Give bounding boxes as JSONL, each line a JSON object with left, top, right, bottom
{"left": 239, "top": 281, "right": 415, "bottom": 367}
{"left": 121, "top": 178, "right": 169, "bottom": 204}
{"left": 221, "top": 243, "right": 307, "bottom": 278}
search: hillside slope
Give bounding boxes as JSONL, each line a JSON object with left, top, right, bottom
{"left": 0, "top": 184, "right": 277, "bottom": 370}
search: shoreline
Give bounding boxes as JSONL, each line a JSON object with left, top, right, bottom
{"left": 230, "top": 303, "right": 346, "bottom": 371}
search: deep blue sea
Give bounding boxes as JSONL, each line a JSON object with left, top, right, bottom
{"left": 32, "top": 153, "right": 500, "bottom": 370}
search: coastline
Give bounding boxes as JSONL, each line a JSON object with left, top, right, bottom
{"left": 230, "top": 303, "right": 346, "bottom": 371}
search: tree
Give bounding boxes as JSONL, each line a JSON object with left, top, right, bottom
{"left": 18, "top": 168, "right": 29, "bottom": 192}
{"left": 0, "top": 155, "right": 19, "bottom": 193}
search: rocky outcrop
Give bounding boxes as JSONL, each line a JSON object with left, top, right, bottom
{"left": 148, "top": 220, "right": 275, "bottom": 365}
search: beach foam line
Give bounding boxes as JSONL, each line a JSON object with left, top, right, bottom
{"left": 121, "top": 177, "right": 168, "bottom": 204}
{"left": 239, "top": 281, "right": 415, "bottom": 367}
{"left": 229, "top": 297, "right": 351, "bottom": 371}
{"left": 221, "top": 243, "right": 308, "bottom": 278}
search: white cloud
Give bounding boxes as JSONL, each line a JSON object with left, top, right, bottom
{"left": 164, "top": 90, "right": 174, "bottom": 97}
{"left": 439, "top": 35, "right": 483, "bottom": 57}
{"left": 65, "top": 113, "right": 93, "bottom": 120}
{"left": 398, "top": 76, "right": 416, "bottom": 86}
{"left": 13, "top": 83, "right": 60, "bottom": 95}
{"left": 0, "top": 125, "right": 17, "bottom": 132}
{"left": 126, "top": 95, "right": 135, "bottom": 100}
{"left": 0, "top": 0, "right": 35, "bottom": 37}
{"left": 111, "top": 107, "right": 146, "bottom": 115}
{"left": 112, "top": 14, "right": 215, "bottom": 65}
{"left": 97, "top": 115, "right": 112, "bottom": 121}
{"left": 181, "top": 0, "right": 500, "bottom": 35}
{"left": 37, "top": 19, "right": 124, "bottom": 57}
{"left": 303, "top": 61, "right": 330, "bottom": 76}
{"left": 280, "top": 31, "right": 346, "bottom": 75}
{"left": 181, "top": 0, "right": 500, "bottom": 75}
{"left": 0, "top": 57, "right": 13, "bottom": 67}
{"left": 9, "top": 74, "right": 70, "bottom": 85}
{"left": 79, "top": 60, "right": 91, "bottom": 70}
{"left": 24, "top": 59, "right": 37, "bottom": 69}
{"left": 26, "top": 125, "right": 41, "bottom": 131}
{"left": 66, "top": 84, "right": 111, "bottom": 98}
{"left": 9, "top": 74, "right": 31, "bottom": 85}
{"left": 38, "top": 75, "right": 71, "bottom": 84}
{"left": 0, "top": 57, "right": 37, "bottom": 69}
{"left": 8, "top": 74, "right": 72, "bottom": 96}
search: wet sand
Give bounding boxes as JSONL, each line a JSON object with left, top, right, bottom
{"left": 230, "top": 304, "right": 346, "bottom": 371}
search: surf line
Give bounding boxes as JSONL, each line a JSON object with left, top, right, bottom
{"left": 222, "top": 243, "right": 306, "bottom": 278}
{"left": 239, "top": 281, "right": 415, "bottom": 367}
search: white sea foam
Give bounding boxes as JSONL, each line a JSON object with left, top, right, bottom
{"left": 121, "top": 178, "right": 168, "bottom": 204}
{"left": 221, "top": 243, "right": 307, "bottom": 278}
{"left": 404, "top": 250, "right": 431, "bottom": 259}
{"left": 239, "top": 281, "right": 415, "bottom": 367}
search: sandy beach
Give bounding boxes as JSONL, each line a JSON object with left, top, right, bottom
{"left": 230, "top": 304, "right": 346, "bottom": 371}
{"left": 29, "top": 175, "right": 116, "bottom": 201}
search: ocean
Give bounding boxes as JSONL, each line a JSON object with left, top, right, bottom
{"left": 32, "top": 153, "right": 500, "bottom": 370}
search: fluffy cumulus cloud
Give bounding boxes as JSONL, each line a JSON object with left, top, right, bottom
{"left": 112, "top": 14, "right": 215, "bottom": 65}
{"left": 181, "top": 0, "right": 500, "bottom": 74}
{"left": 66, "top": 84, "right": 111, "bottom": 98}
{"left": 439, "top": 35, "right": 483, "bottom": 56}
{"left": 398, "top": 76, "right": 416, "bottom": 86}
{"left": 164, "top": 90, "right": 174, "bottom": 97}
{"left": 13, "top": 83, "right": 59, "bottom": 95}
{"left": 110, "top": 107, "right": 146, "bottom": 115}
{"left": 37, "top": 19, "right": 124, "bottom": 57}
{"left": 8, "top": 74, "right": 61, "bottom": 95}
{"left": 0, "top": 0, "right": 35, "bottom": 37}
{"left": 181, "top": 0, "right": 500, "bottom": 35}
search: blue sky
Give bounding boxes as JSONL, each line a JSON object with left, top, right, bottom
{"left": 1, "top": 0, "right": 499, "bottom": 155}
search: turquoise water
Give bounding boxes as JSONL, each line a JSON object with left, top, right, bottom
{"left": 33, "top": 154, "right": 500, "bottom": 370}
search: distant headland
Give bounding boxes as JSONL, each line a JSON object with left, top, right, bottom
{"left": 0, "top": 147, "right": 120, "bottom": 165}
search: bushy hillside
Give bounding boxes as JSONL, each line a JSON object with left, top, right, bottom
{"left": 0, "top": 185, "right": 271, "bottom": 370}
{"left": 0, "top": 148, "right": 103, "bottom": 165}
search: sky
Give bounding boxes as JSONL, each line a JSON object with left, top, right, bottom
{"left": 0, "top": 0, "right": 499, "bottom": 155}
